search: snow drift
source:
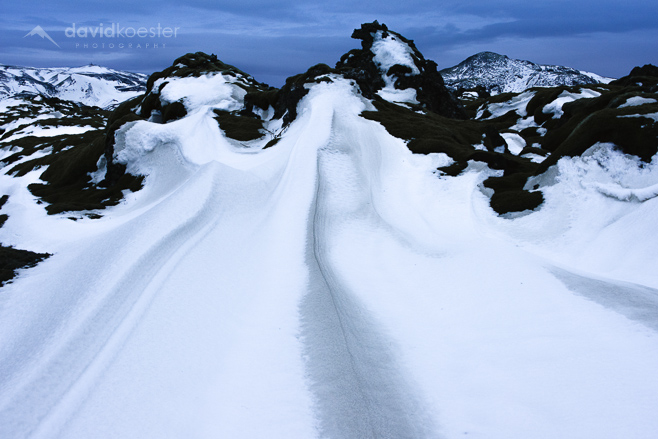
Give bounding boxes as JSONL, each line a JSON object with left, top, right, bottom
{"left": 1, "top": 22, "right": 658, "bottom": 439}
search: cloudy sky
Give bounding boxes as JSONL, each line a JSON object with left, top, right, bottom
{"left": 3, "top": 0, "right": 657, "bottom": 86}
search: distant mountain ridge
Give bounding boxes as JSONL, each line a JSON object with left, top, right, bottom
{"left": 0, "top": 64, "right": 147, "bottom": 108}
{"left": 440, "top": 52, "right": 613, "bottom": 95}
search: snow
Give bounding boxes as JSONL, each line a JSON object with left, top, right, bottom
{"left": 592, "top": 181, "right": 658, "bottom": 202}
{"left": 479, "top": 91, "right": 534, "bottom": 119}
{"left": 442, "top": 54, "right": 611, "bottom": 95}
{"left": 579, "top": 70, "right": 614, "bottom": 84}
{"left": 618, "top": 96, "right": 657, "bottom": 108}
{"left": 0, "top": 97, "right": 26, "bottom": 113}
{"left": 55, "top": 74, "right": 142, "bottom": 109}
{"left": 1, "top": 112, "right": 62, "bottom": 130}
{"left": 516, "top": 142, "right": 658, "bottom": 286}
{"left": 1, "top": 74, "right": 658, "bottom": 439}
{"left": 371, "top": 32, "right": 420, "bottom": 75}
{"left": 510, "top": 115, "right": 539, "bottom": 131}
{"left": 67, "top": 65, "right": 115, "bottom": 75}
{"left": 0, "top": 125, "right": 97, "bottom": 143}
{"left": 521, "top": 152, "right": 548, "bottom": 163}
{"left": 542, "top": 88, "right": 601, "bottom": 119}
{"left": 501, "top": 132, "right": 526, "bottom": 155}
{"left": 0, "top": 64, "right": 146, "bottom": 109}
{"left": 158, "top": 73, "right": 246, "bottom": 112}
{"left": 371, "top": 31, "right": 421, "bottom": 106}
{"left": 376, "top": 86, "right": 418, "bottom": 105}
{"left": 620, "top": 112, "right": 658, "bottom": 122}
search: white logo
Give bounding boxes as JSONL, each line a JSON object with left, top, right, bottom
{"left": 24, "top": 25, "right": 60, "bottom": 48}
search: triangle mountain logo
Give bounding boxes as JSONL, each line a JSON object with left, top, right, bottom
{"left": 24, "top": 25, "right": 60, "bottom": 48}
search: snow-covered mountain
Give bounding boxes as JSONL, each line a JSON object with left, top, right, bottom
{"left": 1, "top": 21, "right": 658, "bottom": 439}
{"left": 441, "top": 51, "right": 614, "bottom": 94}
{"left": 0, "top": 64, "right": 147, "bottom": 109}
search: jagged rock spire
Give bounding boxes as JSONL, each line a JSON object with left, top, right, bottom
{"left": 337, "top": 21, "right": 467, "bottom": 119}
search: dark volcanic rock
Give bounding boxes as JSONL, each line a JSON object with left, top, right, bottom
{"left": 611, "top": 64, "right": 658, "bottom": 91}
{"left": 273, "top": 64, "right": 337, "bottom": 125}
{"left": 336, "top": 23, "right": 387, "bottom": 98}
{"left": 629, "top": 64, "right": 658, "bottom": 78}
{"left": 336, "top": 21, "right": 467, "bottom": 119}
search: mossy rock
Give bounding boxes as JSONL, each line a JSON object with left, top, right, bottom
{"left": 275, "top": 64, "right": 337, "bottom": 125}
{"left": 0, "top": 195, "right": 51, "bottom": 286}
{"left": 29, "top": 173, "right": 143, "bottom": 215}
{"left": 520, "top": 145, "right": 549, "bottom": 157}
{"left": 526, "top": 86, "right": 570, "bottom": 125}
{"left": 37, "top": 134, "right": 106, "bottom": 187}
{"left": 214, "top": 110, "right": 264, "bottom": 141}
{"left": 107, "top": 95, "right": 143, "bottom": 127}
{"left": 0, "top": 100, "right": 109, "bottom": 168}
{"left": 361, "top": 99, "right": 481, "bottom": 146}
{"left": 536, "top": 97, "right": 658, "bottom": 173}
{"left": 483, "top": 173, "right": 535, "bottom": 193}
{"left": 518, "top": 126, "right": 543, "bottom": 144}
{"left": 139, "top": 92, "right": 162, "bottom": 119}
{"left": 263, "top": 137, "right": 281, "bottom": 149}
{"left": 362, "top": 99, "right": 540, "bottom": 175}
{"left": 145, "top": 52, "right": 253, "bottom": 93}
{"left": 361, "top": 97, "right": 543, "bottom": 215}
{"left": 162, "top": 101, "right": 187, "bottom": 123}
{"left": 0, "top": 246, "right": 50, "bottom": 287}
{"left": 486, "top": 91, "right": 522, "bottom": 106}
{"left": 387, "top": 64, "right": 413, "bottom": 78}
{"left": 339, "top": 21, "right": 467, "bottom": 119}
{"left": 24, "top": 132, "right": 144, "bottom": 215}
{"left": 482, "top": 125, "right": 507, "bottom": 151}
{"left": 34, "top": 116, "right": 105, "bottom": 129}
{"left": 470, "top": 150, "right": 537, "bottom": 174}
{"left": 139, "top": 52, "right": 272, "bottom": 122}
{"left": 245, "top": 89, "right": 279, "bottom": 112}
{"left": 611, "top": 64, "right": 658, "bottom": 91}
{"left": 487, "top": 110, "right": 524, "bottom": 131}
{"left": 7, "top": 131, "right": 104, "bottom": 177}
{"left": 489, "top": 189, "right": 543, "bottom": 215}
{"left": 437, "top": 161, "right": 468, "bottom": 176}
{"left": 1, "top": 136, "right": 58, "bottom": 166}
{"left": 104, "top": 107, "right": 145, "bottom": 186}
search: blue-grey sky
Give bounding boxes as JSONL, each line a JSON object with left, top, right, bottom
{"left": 2, "top": 0, "right": 657, "bottom": 86}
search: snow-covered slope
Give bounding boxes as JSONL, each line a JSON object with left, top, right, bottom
{"left": 441, "top": 51, "right": 614, "bottom": 94}
{"left": 0, "top": 64, "right": 146, "bottom": 109}
{"left": 1, "top": 23, "right": 658, "bottom": 439}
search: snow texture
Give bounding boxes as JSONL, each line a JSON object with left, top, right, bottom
{"left": 542, "top": 89, "right": 601, "bottom": 119}
{"left": 1, "top": 72, "right": 658, "bottom": 439}
{"left": 618, "top": 96, "right": 658, "bottom": 108}
{"left": 620, "top": 112, "right": 658, "bottom": 122}
{"left": 371, "top": 31, "right": 420, "bottom": 105}
{"left": 479, "top": 91, "right": 534, "bottom": 119}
